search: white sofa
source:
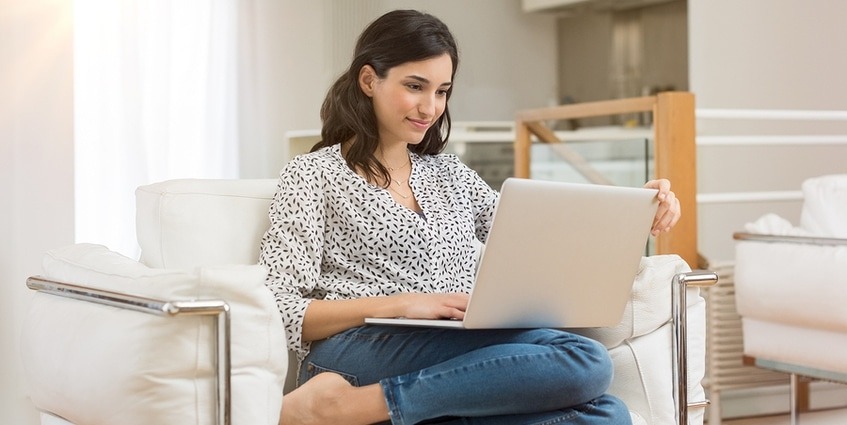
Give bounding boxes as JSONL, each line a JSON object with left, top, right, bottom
{"left": 734, "top": 174, "right": 847, "bottom": 422}
{"left": 21, "top": 178, "right": 715, "bottom": 425}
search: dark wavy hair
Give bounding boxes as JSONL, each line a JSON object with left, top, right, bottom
{"left": 311, "top": 9, "right": 459, "bottom": 186}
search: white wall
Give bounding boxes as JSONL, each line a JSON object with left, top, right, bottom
{"left": 238, "top": 0, "right": 558, "bottom": 178}
{"left": 689, "top": 0, "right": 847, "bottom": 263}
{"left": 690, "top": 0, "right": 847, "bottom": 110}
{"left": 0, "top": 0, "right": 74, "bottom": 423}
{"left": 237, "top": 0, "right": 329, "bottom": 178}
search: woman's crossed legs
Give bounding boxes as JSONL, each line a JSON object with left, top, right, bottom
{"left": 282, "top": 326, "right": 631, "bottom": 425}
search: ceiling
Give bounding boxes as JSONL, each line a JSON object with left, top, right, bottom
{"left": 523, "top": 0, "right": 679, "bottom": 15}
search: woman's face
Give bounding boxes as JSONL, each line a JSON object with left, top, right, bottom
{"left": 362, "top": 53, "right": 453, "bottom": 147}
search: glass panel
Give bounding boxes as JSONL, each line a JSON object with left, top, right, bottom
{"left": 530, "top": 138, "right": 653, "bottom": 187}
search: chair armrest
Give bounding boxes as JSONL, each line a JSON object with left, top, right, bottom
{"left": 733, "top": 232, "right": 847, "bottom": 246}
{"left": 24, "top": 243, "right": 286, "bottom": 425}
{"left": 26, "top": 276, "right": 232, "bottom": 425}
{"left": 672, "top": 270, "right": 718, "bottom": 425}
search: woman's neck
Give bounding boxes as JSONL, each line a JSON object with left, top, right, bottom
{"left": 376, "top": 144, "right": 410, "bottom": 170}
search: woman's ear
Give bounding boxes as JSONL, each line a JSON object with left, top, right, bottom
{"left": 358, "top": 65, "right": 377, "bottom": 97}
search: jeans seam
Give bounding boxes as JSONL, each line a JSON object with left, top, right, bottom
{"left": 303, "top": 361, "right": 360, "bottom": 386}
{"left": 381, "top": 379, "right": 404, "bottom": 425}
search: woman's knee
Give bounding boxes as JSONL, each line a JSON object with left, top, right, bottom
{"left": 583, "top": 336, "right": 613, "bottom": 372}
{"left": 545, "top": 331, "right": 614, "bottom": 396}
{"left": 579, "top": 337, "right": 615, "bottom": 392}
{"left": 546, "top": 330, "right": 612, "bottom": 371}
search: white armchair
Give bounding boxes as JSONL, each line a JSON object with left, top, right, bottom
{"left": 21, "top": 178, "right": 716, "bottom": 425}
{"left": 734, "top": 174, "right": 847, "bottom": 423}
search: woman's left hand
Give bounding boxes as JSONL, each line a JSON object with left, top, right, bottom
{"left": 644, "top": 179, "right": 681, "bottom": 236}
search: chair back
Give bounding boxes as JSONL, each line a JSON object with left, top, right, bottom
{"left": 136, "top": 179, "right": 278, "bottom": 269}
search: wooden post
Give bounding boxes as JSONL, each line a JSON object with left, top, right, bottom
{"left": 653, "top": 92, "right": 698, "bottom": 268}
{"left": 514, "top": 120, "right": 531, "bottom": 178}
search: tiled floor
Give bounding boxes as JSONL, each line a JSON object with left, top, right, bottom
{"left": 718, "top": 408, "right": 847, "bottom": 424}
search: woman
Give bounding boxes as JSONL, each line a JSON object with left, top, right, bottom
{"left": 260, "top": 9, "right": 680, "bottom": 425}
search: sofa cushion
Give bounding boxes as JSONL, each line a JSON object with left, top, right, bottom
{"left": 21, "top": 243, "right": 288, "bottom": 425}
{"left": 136, "top": 179, "right": 278, "bottom": 269}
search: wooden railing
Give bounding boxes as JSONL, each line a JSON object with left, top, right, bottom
{"left": 514, "top": 92, "right": 698, "bottom": 268}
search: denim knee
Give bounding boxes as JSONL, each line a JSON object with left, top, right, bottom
{"left": 585, "top": 337, "right": 613, "bottom": 375}
{"left": 550, "top": 333, "right": 614, "bottom": 400}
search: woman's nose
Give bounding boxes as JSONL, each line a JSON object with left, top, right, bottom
{"left": 418, "top": 95, "right": 436, "bottom": 118}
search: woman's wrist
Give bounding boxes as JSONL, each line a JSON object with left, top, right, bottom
{"left": 301, "top": 296, "right": 402, "bottom": 341}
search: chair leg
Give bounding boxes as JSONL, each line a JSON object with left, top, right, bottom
{"left": 708, "top": 392, "right": 721, "bottom": 425}
{"left": 790, "top": 373, "right": 800, "bottom": 425}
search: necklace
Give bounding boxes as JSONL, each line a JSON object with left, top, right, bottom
{"left": 385, "top": 161, "right": 410, "bottom": 172}
{"left": 377, "top": 150, "right": 412, "bottom": 198}
{"left": 378, "top": 149, "right": 411, "bottom": 172}
{"left": 382, "top": 156, "right": 411, "bottom": 188}
{"left": 387, "top": 184, "right": 412, "bottom": 199}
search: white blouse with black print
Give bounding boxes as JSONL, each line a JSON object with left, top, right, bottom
{"left": 259, "top": 144, "right": 499, "bottom": 361}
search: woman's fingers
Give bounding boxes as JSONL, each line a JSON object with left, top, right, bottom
{"left": 644, "top": 179, "right": 681, "bottom": 235}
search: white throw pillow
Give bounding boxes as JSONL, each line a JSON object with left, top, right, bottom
{"left": 800, "top": 174, "right": 847, "bottom": 238}
{"left": 21, "top": 243, "right": 287, "bottom": 425}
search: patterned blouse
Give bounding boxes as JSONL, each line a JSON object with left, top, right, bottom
{"left": 259, "top": 144, "right": 499, "bottom": 360}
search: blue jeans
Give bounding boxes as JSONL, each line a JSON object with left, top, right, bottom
{"left": 299, "top": 325, "right": 631, "bottom": 425}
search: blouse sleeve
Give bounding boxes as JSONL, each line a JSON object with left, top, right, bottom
{"left": 259, "top": 158, "right": 325, "bottom": 359}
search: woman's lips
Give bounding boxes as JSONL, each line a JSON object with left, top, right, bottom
{"left": 408, "top": 118, "right": 431, "bottom": 130}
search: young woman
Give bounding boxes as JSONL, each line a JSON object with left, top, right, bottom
{"left": 260, "top": 9, "right": 680, "bottom": 425}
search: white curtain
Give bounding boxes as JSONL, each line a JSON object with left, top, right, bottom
{"left": 74, "top": 0, "right": 240, "bottom": 258}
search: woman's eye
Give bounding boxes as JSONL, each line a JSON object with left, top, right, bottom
{"left": 406, "top": 83, "right": 421, "bottom": 91}
{"left": 436, "top": 89, "right": 449, "bottom": 96}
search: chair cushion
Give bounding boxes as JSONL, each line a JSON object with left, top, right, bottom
{"left": 21, "top": 243, "right": 288, "bottom": 425}
{"left": 136, "top": 179, "right": 278, "bottom": 269}
{"left": 735, "top": 239, "right": 847, "bottom": 334}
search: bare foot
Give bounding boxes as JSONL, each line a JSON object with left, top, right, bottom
{"left": 279, "top": 372, "right": 388, "bottom": 425}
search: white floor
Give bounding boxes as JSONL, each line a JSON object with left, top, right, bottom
{"left": 720, "top": 408, "right": 847, "bottom": 425}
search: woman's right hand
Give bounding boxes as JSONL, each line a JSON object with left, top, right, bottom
{"left": 389, "top": 292, "right": 469, "bottom": 321}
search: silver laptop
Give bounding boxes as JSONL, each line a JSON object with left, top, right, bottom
{"left": 365, "top": 177, "right": 659, "bottom": 329}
